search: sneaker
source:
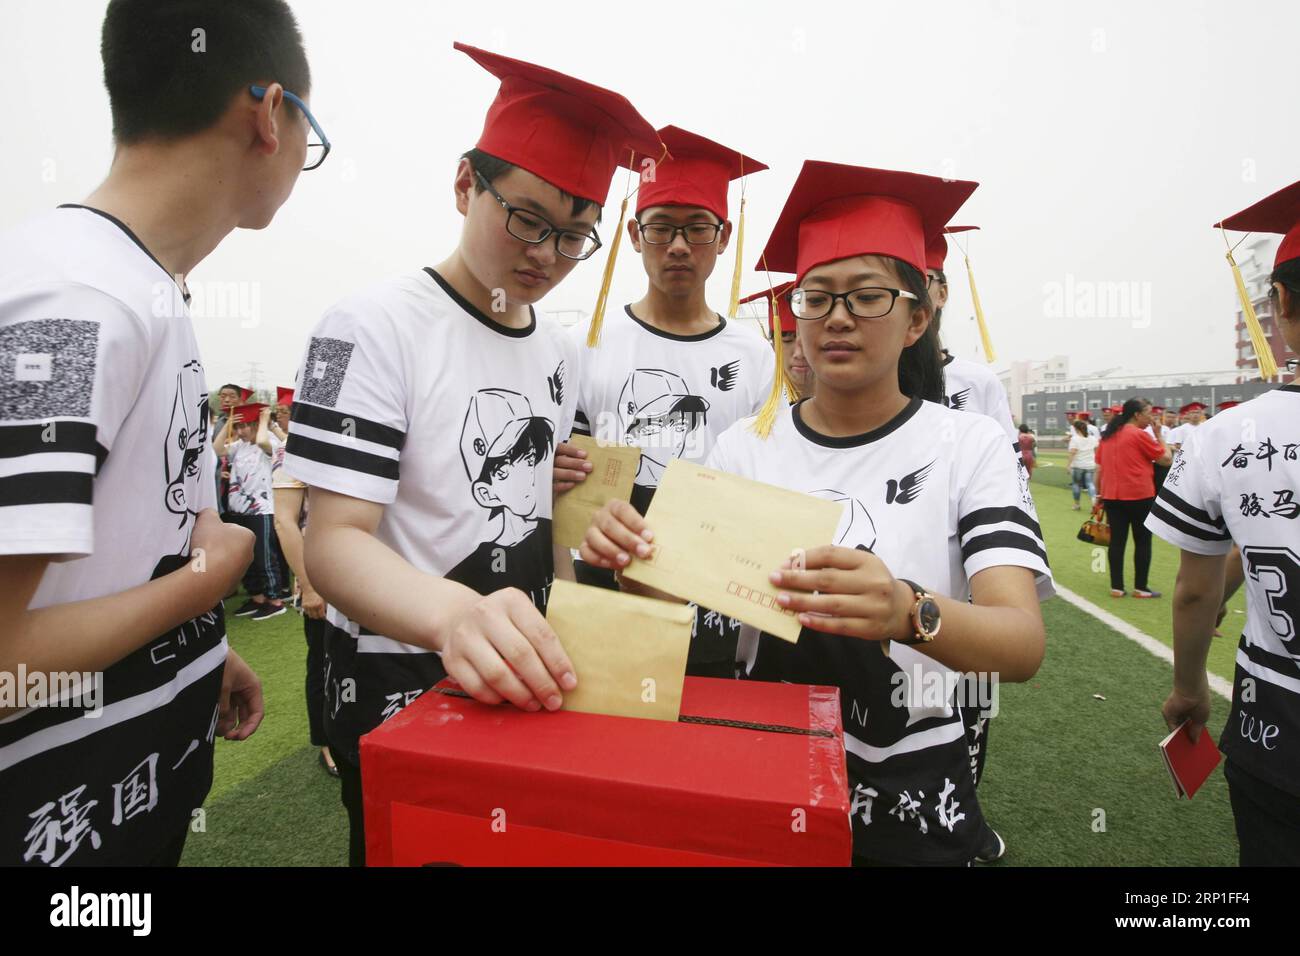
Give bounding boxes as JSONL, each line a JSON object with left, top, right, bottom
{"left": 252, "top": 603, "right": 287, "bottom": 621}
{"left": 974, "top": 824, "right": 1006, "bottom": 863}
{"left": 232, "top": 599, "right": 262, "bottom": 617}
{"left": 1133, "top": 589, "right": 1162, "bottom": 599}
{"left": 1110, "top": 589, "right": 1126, "bottom": 598}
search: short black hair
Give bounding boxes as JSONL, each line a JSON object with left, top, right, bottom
{"left": 218, "top": 383, "right": 244, "bottom": 394}
{"left": 476, "top": 417, "right": 555, "bottom": 486}
{"left": 462, "top": 148, "right": 602, "bottom": 222}
{"left": 102, "top": 0, "right": 311, "bottom": 143}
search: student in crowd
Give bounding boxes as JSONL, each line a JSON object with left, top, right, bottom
{"left": 269, "top": 388, "right": 336, "bottom": 777}
{"left": 739, "top": 281, "right": 812, "bottom": 400}
{"left": 924, "top": 226, "right": 1019, "bottom": 456}
{"left": 582, "top": 161, "right": 1052, "bottom": 866}
{"left": 1095, "top": 398, "right": 1171, "bottom": 598}
{"left": 284, "top": 43, "right": 660, "bottom": 865}
{"left": 569, "top": 125, "right": 776, "bottom": 677}
{"left": 1018, "top": 424, "right": 1037, "bottom": 478}
{"left": 1067, "top": 417, "right": 1099, "bottom": 510}
{"left": 0, "top": 0, "right": 317, "bottom": 865}
{"left": 1149, "top": 179, "right": 1300, "bottom": 864}
{"left": 268, "top": 389, "right": 295, "bottom": 598}
{"left": 214, "top": 403, "right": 286, "bottom": 620}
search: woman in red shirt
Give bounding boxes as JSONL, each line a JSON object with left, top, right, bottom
{"left": 1018, "top": 424, "right": 1037, "bottom": 476}
{"left": 1095, "top": 398, "right": 1171, "bottom": 597}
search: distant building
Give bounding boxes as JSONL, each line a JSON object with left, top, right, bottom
{"left": 999, "top": 355, "right": 1070, "bottom": 424}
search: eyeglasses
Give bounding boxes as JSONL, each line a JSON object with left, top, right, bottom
{"left": 475, "top": 172, "right": 602, "bottom": 261}
{"left": 249, "top": 85, "right": 330, "bottom": 171}
{"left": 636, "top": 222, "right": 723, "bottom": 245}
{"left": 788, "top": 286, "right": 920, "bottom": 321}
{"left": 926, "top": 271, "right": 946, "bottom": 290}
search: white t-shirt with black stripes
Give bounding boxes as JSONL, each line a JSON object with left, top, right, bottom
{"left": 282, "top": 267, "right": 579, "bottom": 761}
{"left": 706, "top": 398, "right": 1054, "bottom": 863}
{"left": 0, "top": 205, "right": 226, "bottom": 866}
{"left": 571, "top": 305, "right": 775, "bottom": 514}
{"left": 940, "top": 350, "right": 1019, "bottom": 455}
{"left": 1146, "top": 385, "right": 1300, "bottom": 797}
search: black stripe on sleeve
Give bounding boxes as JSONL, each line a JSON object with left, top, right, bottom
{"left": 0, "top": 471, "right": 94, "bottom": 506}
{"left": 958, "top": 505, "right": 1044, "bottom": 541}
{"left": 1156, "top": 485, "right": 1226, "bottom": 530}
{"left": 290, "top": 402, "right": 405, "bottom": 452}
{"left": 960, "top": 529, "right": 1050, "bottom": 566}
{"left": 285, "top": 432, "right": 400, "bottom": 481}
{"left": 0, "top": 421, "right": 107, "bottom": 471}
{"left": 1148, "top": 499, "right": 1231, "bottom": 543}
{"left": 571, "top": 410, "right": 592, "bottom": 436}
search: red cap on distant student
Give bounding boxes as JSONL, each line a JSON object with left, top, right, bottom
{"left": 1216, "top": 400, "right": 1240, "bottom": 411}
{"left": 1180, "top": 402, "right": 1207, "bottom": 414}
{"left": 456, "top": 42, "right": 663, "bottom": 206}
{"left": 1108, "top": 404, "right": 1122, "bottom": 413}
{"left": 757, "top": 161, "right": 977, "bottom": 281}
{"left": 925, "top": 225, "right": 979, "bottom": 272}
{"left": 276, "top": 387, "right": 294, "bottom": 407}
{"left": 623, "top": 126, "right": 766, "bottom": 221}
{"left": 231, "top": 403, "right": 267, "bottom": 425}
{"left": 738, "top": 281, "right": 796, "bottom": 335}
{"left": 1215, "top": 179, "right": 1300, "bottom": 270}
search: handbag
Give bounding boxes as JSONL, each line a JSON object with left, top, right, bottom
{"left": 1077, "top": 503, "right": 1110, "bottom": 545}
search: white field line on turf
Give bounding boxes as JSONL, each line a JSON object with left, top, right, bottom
{"left": 1054, "top": 585, "right": 1233, "bottom": 700}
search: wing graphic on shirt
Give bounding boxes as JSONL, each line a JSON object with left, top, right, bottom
{"left": 946, "top": 387, "right": 972, "bottom": 411}
{"left": 547, "top": 360, "right": 566, "bottom": 407}
{"left": 710, "top": 360, "right": 740, "bottom": 392}
{"left": 885, "top": 460, "right": 935, "bottom": 505}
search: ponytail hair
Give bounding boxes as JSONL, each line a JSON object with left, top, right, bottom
{"left": 1102, "top": 397, "right": 1146, "bottom": 441}
{"left": 894, "top": 258, "right": 944, "bottom": 404}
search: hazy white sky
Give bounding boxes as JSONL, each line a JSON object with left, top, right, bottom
{"left": 2, "top": 0, "right": 1296, "bottom": 392}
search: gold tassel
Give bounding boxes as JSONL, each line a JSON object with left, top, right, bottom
{"left": 728, "top": 196, "right": 746, "bottom": 318}
{"left": 751, "top": 295, "right": 788, "bottom": 438}
{"left": 1226, "top": 247, "right": 1279, "bottom": 380}
{"left": 964, "top": 253, "right": 996, "bottom": 363}
{"left": 586, "top": 193, "right": 628, "bottom": 348}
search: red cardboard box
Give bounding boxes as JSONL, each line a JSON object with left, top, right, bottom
{"left": 361, "top": 676, "right": 850, "bottom": 866}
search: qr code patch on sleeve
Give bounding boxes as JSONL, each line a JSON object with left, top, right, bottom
{"left": 0, "top": 318, "right": 99, "bottom": 421}
{"left": 298, "top": 336, "right": 354, "bottom": 409}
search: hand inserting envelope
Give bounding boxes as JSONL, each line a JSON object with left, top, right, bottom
{"left": 621, "top": 459, "right": 845, "bottom": 642}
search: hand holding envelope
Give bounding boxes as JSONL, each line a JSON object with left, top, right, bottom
{"left": 553, "top": 434, "right": 641, "bottom": 549}
{"left": 619, "top": 460, "right": 844, "bottom": 642}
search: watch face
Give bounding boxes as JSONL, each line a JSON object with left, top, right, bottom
{"left": 917, "top": 598, "right": 941, "bottom": 638}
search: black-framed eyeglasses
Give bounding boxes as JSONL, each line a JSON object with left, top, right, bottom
{"left": 636, "top": 221, "right": 723, "bottom": 245}
{"left": 926, "top": 271, "right": 946, "bottom": 290}
{"left": 789, "top": 286, "right": 920, "bottom": 320}
{"left": 474, "top": 171, "right": 602, "bottom": 261}
{"left": 249, "top": 85, "right": 330, "bottom": 171}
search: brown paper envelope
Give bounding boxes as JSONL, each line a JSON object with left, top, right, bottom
{"left": 553, "top": 434, "right": 641, "bottom": 550}
{"left": 620, "top": 459, "right": 844, "bottom": 642}
{"left": 546, "top": 578, "right": 694, "bottom": 721}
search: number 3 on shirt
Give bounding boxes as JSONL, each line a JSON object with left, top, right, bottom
{"left": 1243, "top": 546, "right": 1300, "bottom": 648}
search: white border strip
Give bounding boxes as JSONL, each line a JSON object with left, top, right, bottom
{"left": 1054, "top": 585, "right": 1232, "bottom": 700}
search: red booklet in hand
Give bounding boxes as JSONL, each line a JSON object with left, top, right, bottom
{"left": 1159, "top": 721, "right": 1222, "bottom": 799}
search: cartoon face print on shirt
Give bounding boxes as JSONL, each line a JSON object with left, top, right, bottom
{"left": 618, "top": 368, "right": 710, "bottom": 486}
{"left": 163, "top": 360, "right": 209, "bottom": 533}
{"left": 459, "top": 388, "right": 555, "bottom": 547}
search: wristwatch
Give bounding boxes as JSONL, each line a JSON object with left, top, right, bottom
{"left": 894, "top": 579, "right": 941, "bottom": 646}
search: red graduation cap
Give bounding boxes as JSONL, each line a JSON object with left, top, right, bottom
{"left": 757, "top": 161, "right": 977, "bottom": 281}
{"left": 1179, "top": 402, "right": 1207, "bottom": 415}
{"left": 1107, "top": 404, "right": 1122, "bottom": 414}
{"left": 455, "top": 42, "right": 663, "bottom": 206}
{"left": 624, "top": 125, "right": 767, "bottom": 222}
{"left": 1077, "top": 411, "right": 1092, "bottom": 420}
{"left": 1216, "top": 400, "right": 1240, "bottom": 411}
{"left": 231, "top": 402, "right": 268, "bottom": 425}
{"left": 1151, "top": 405, "right": 1166, "bottom": 414}
{"left": 276, "top": 386, "right": 294, "bottom": 407}
{"left": 925, "top": 225, "right": 979, "bottom": 272}
{"left": 738, "top": 281, "right": 796, "bottom": 336}
{"left": 1215, "top": 178, "right": 1300, "bottom": 270}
